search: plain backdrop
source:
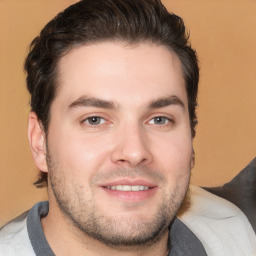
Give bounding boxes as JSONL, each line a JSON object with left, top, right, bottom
{"left": 0, "top": 0, "right": 255, "bottom": 225}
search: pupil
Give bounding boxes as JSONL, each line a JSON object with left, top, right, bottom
{"left": 89, "top": 117, "right": 100, "bottom": 124}
{"left": 155, "top": 117, "right": 164, "bottom": 124}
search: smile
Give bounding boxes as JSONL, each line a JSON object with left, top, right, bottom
{"left": 106, "top": 185, "right": 149, "bottom": 191}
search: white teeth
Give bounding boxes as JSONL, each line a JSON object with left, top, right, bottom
{"left": 139, "top": 186, "right": 146, "bottom": 191}
{"left": 108, "top": 185, "right": 149, "bottom": 191}
{"left": 132, "top": 186, "right": 140, "bottom": 191}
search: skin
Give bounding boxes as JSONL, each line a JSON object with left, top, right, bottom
{"left": 28, "top": 42, "right": 194, "bottom": 256}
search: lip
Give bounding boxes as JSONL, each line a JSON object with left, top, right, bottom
{"left": 98, "top": 178, "right": 158, "bottom": 202}
{"left": 99, "top": 178, "right": 156, "bottom": 188}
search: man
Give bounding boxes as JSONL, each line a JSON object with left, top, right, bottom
{"left": 0, "top": 0, "right": 255, "bottom": 255}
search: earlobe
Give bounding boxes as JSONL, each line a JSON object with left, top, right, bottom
{"left": 28, "top": 112, "right": 48, "bottom": 173}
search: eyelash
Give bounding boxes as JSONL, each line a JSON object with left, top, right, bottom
{"left": 148, "top": 116, "right": 173, "bottom": 125}
{"left": 80, "top": 115, "right": 174, "bottom": 129}
{"left": 81, "top": 116, "right": 107, "bottom": 127}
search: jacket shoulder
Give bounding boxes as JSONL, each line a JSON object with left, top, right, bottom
{"left": 0, "top": 211, "right": 35, "bottom": 256}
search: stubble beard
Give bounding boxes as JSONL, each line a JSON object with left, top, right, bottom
{"left": 47, "top": 154, "right": 191, "bottom": 249}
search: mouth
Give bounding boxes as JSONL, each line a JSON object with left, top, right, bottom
{"left": 99, "top": 179, "right": 157, "bottom": 202}
{"left": 106, "top": 185, "right": 150, "bottom": 191}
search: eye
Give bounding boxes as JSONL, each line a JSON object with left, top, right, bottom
{"left": 148, "top": 116, "right": 171, "bottom": 125}
{"left": 83, "top": 116, "right": 106, "bottom": 126}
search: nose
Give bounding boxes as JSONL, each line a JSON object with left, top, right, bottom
{"left": 111, "top": 125, "right": 153, "bottom": 167}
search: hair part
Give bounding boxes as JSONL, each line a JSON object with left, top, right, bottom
{"left": 25, "top": 0, "right": 199, "bottom": 188}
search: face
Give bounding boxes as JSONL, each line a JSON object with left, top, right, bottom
{"left": 35, "top": 42, "right": 194, "bottom": 247}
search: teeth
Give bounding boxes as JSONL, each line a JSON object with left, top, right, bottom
{"left": 107, "top": 185, "right": 149, "bottom": 191}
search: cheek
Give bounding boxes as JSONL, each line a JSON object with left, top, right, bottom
{"left": 48, "top": 130, "right": 112, "bottom": 179}
{"left": 152, "top": 132, "right": 193, "bottom": 177}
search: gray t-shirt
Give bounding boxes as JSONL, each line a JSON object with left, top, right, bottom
{"left": 0, "top": 201, "right": 207, "bottom": 255}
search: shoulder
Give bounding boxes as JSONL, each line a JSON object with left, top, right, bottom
{"left": 178, "top": 185, "right": 256, "bottom": 256}
{"left": 0, "top": 211, "right": 35, "bottom": 256}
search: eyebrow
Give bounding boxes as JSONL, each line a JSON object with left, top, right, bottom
{"left": 68, "top": 96, "right": 117, "bottom": 110}
{"left": 68, "top": 95, "right": 185, "bottom": 111}
{"left": 148, "top": 96, "right": 185, "bottom": 109}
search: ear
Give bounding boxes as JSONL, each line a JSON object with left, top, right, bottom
{"left": 27, "top": 112, "right": 48, "bottom": 173}
{"left": 190, "top": 148, "right": 195, "bottom": 169}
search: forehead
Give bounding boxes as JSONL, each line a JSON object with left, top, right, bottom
{"left": 55, "top": 42, "right": 186, "bottom": 107}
